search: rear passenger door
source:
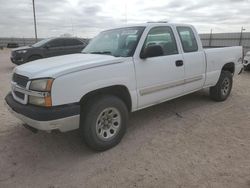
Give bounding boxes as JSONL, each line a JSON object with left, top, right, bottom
{"left": 134, "top": 26, "right": 185, "bottom": 108}
{"left": 177, "top": 26, "right": 206, "bottom": 93}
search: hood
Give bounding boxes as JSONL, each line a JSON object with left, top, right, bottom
{"left": 14, "top": 53, "right": 126, "bottom": 79}
{"left": 12, "top": 46, "right": 32, "bottom": 51}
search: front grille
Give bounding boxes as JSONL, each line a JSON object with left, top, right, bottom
{"left": 12, "top": 73, "right": 29, "bottom": 88}
{"left": 14, "top": 91, "right": 25, "bottom": 100}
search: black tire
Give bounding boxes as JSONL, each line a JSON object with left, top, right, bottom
{"left": 80, "top": 95, "right": 128, "bottom": 151}
{"left": 209, "top": 71, "right": 233, "bottom": 102}
{"left": 28, "top": 55, "right": 42, "bottom": 62}
{"left": 244, "top": 64, "right": 250, "bottom": 71}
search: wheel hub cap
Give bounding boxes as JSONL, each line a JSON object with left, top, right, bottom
{"left": 96, "top": 107, "right": 121, "bottom": 141}
{"left": 221, "top": 77, "right": 230, "bottom": 96}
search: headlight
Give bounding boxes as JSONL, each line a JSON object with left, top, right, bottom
{"left": 29, "top": 78, "right": 53, "bottom": 107}
{"left": 16, "top": 50, "right": 27, "bottom": 54}
{"left": 29, "top": 79, "right": 53, "bottom": 91}
{"left": 29, "top": 96, "right": 47, "bottom": 106}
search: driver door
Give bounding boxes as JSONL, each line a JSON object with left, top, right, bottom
{"left": 134, "top": 26, "right": 185, "bottom": 108}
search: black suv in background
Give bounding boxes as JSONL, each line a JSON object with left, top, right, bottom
{"left": 11, "top": 37, "right": 87, "bottom": 65}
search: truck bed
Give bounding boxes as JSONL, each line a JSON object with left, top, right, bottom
{"left": 204, "top": 46, "right": 243, "bottom": 87}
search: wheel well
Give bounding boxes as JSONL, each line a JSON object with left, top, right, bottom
{"left": 222, "top": 62, "right": 235, "bottom": 74}
{"left": 80, "top": 85, "right": 132, "bottom": 112}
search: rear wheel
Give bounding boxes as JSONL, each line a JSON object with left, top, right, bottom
{"left": 244, "top": 64, "right": 250, "bottom": 71}
{"left": 209, "top": 71, "right": 233, "bottom": 101}
{"left": 80, "top": 95, "right": 128, "bottom": 151}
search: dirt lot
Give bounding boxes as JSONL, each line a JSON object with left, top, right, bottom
{"left": 0, "top": 49, "right": 250, "bottom": 188}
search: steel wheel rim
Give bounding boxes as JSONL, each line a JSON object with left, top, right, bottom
{"left": 96, "top": 107, "right": 121, "bottom": 141}
{"left": 221, "top": 77, "right": 230, "bottom": 96}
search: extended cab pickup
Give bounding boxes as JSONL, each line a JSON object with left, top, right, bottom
{"left": 5, "top": 23, "right": 243, "bottom": 151}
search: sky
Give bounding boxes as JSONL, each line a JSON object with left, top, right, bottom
{"left": 0, "top": 0, "right": 250, "bottom": 38}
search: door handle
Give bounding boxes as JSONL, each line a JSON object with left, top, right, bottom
{"left": 175, "top": 60, "right": 184, "bottom": 67}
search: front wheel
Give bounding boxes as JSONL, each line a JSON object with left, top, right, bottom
{"left": 80, "top": 95, "right": 128, "bottom": 151}
{"left": 209, "top": 71, "right": 233, "bottom": 102}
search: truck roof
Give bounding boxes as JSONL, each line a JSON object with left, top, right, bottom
{"left": 106, "top": 22, "right": 194, "bottom": 30}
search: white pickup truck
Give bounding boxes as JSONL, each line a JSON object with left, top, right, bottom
{"left": 5, "top": 23, "right": 243, "bottom": 151}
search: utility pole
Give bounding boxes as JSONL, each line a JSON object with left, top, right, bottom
{"left": 125, "top": 2, "right": 127, "bottom": 24}
{"left": 239, "top": 26, "right": 245, "bottom": 46}
{"left": 32, "top": 0, "right": 38, "bottom": 42}
{"left": 71, "top": 18, "right": 75, "bottom": 37}
{"left": 209, "top": 29, "right": 213, "bottom": 47}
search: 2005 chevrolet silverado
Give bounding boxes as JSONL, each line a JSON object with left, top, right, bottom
{"left": 5, "top": 23, "right": 243, "bottom": 151}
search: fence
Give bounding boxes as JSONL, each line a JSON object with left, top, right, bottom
{"left": 200, "top": 32, "right": 250, "bottom": 54}
{"left": 1, "top": 32, "right": 250, "bottom": 54}
{"left": 0, "top": 38, "right": 42, "bottom": 47}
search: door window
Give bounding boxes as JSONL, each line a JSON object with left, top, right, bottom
{"left": 64, "top": 39, "right": 83, "bottom": 46}
{"left": 177, "top": 27, "right": 198, "bottom": 53}
{"left": 142, "top": 27, "right": 178, "bottom": 57}
{"left": 48, "top": 39, "right": 64, "bottom": 47}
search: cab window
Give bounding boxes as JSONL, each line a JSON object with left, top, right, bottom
{"left": 64, "top": 39, "right": 83, "bottom": 46}
{"left": 143, "top": 26, "right": 178, "bottom": 57}
{"left": 177, "top": 27, "right": 198, "bottom": 52}
{"left": 48, "top": 39, "right": 64, "bottom": 47}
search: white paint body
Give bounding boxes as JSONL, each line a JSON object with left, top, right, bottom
{"left": 11, "top": 23, "right": 243, "bottom": 132}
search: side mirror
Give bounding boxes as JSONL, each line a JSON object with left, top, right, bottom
{"left": 140, "top": 45, "right": 164, "bottom": 59}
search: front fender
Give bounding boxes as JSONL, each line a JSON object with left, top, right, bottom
{"left": 51, "top": 61, "right": 138, "bottom": 110}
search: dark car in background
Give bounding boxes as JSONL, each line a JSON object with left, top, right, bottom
{"left": 7, "top": 43, "right": 19, "bottom": 48}
{"left": 11, "top": 37, "right": 87, "bottom": 65}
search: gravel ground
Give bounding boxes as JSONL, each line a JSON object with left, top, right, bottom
{"left": 0, "top": 49, "right": 250, "bottom": 188}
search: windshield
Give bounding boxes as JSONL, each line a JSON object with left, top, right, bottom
{"left": 32, "top": 38, "right": 52, "bottom": 47}
{"left": 82, "top": 27, "right": 145, "bottom": 57}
